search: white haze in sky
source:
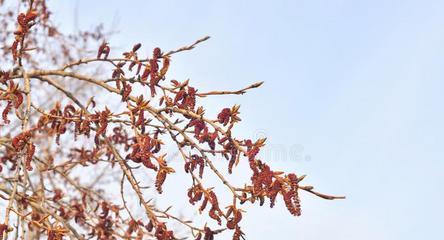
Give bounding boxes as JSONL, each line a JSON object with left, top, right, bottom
{"left": 51, "top": 1, "right": 444, "bottom": 239}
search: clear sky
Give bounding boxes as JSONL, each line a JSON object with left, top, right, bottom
{"left": 51, "top": 1, "right": 444, "bottom": 239}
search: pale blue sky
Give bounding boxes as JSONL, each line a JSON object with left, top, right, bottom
{"left": 51, "top": 1, "right": 444, "bottom": 239}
